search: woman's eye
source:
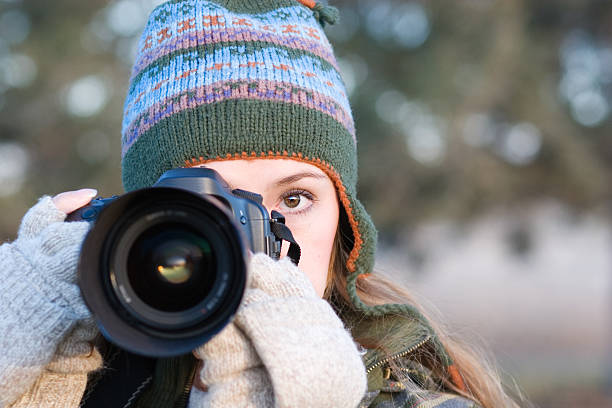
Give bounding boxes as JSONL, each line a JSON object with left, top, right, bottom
{"left": 283, "top": 194, "right": 301, "bottom": 208}
{"left": 279, "top": 190, "right": 314, "bottom": 213}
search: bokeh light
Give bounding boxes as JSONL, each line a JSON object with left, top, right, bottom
{"left": 63, "top": 75, "right": 110, "bottom": 118}
{"left": 88, "top": 9, "right": 116, "bottom": 49}
{"left": 390, "top": 2, "right": 430, "bottom": 49}
{"left": 106, "top": 0, "right": 147, "bottom": 37}
{"left": 0, "top": 53, "right": 37, "bottom": 89}
{"left": 375, "top": 90, "right": 431, "bottom": 127}
{"left": 361, "top": 0, "right": 430, "bottom": 49}
{"left": 375, "top": 89, "right": 445, "bottom": 164}
{"left": 569, "top": 89, "right": 609, "bottom": 127}
{"left": 0, "top": 140, "right": 29, "bottom": 197}
{"left": 375, "top": 89, "right": 409, "bottom": 124}
{"left": 558, "top": 30, "right": 611, "bottom": 127}
{"left": 495, "top": 122, "right": 542, "bottom": 166}
{"left": 404, "top": 118, "right": 447, "bottom": 165}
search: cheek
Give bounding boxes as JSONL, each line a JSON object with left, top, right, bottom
{"left": 292, "top": 223, "right": 336, "bottom": 297}
{"left": 282, "top": 207, "right": 338, "bottom": 297}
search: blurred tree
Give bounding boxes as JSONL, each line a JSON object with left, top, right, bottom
{"left": 0, "top": 0, "right": 610, "bottom": 243}
{"left": 327, "top": 0, "right": 612, "bottom": 242}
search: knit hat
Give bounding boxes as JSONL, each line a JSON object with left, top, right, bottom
{"left": 121, "top": 0, "right": 376, "bottom": 283}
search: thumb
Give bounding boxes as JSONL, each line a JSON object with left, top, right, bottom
{"left": 52, "top": 188, "right": 98, "bottom": 214}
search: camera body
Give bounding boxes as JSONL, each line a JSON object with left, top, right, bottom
{"left": 72, "top": 167, "right": 290, "bottom": 357}
{"left": 70, "top": 167, "right": 284, "bottom": 257}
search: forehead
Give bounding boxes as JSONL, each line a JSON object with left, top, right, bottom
{"left": 195, "top": 158, "right": 331, "bottom": 190}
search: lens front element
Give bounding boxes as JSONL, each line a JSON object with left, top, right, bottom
{"left": 127, "top": 224, "right": 215, "bottom": 313}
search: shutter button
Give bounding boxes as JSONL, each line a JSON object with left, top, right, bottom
{"left": 81, "top": 208, "right": 97, "bottom": 220}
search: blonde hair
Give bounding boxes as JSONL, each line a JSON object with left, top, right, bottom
{"left": 324, "top": 224, "right": 523, "bottom": 408}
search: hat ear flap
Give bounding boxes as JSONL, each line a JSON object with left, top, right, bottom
{"left": 335, "top": 189, "right": 377, "bottom": 277}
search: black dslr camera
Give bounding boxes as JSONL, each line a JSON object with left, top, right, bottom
{"left": 70, "top": 167, "right": 299, "bottom": 357}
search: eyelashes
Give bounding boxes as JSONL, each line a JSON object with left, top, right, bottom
{"left": 278, "top": 189, "right": 317, "bottom": 215}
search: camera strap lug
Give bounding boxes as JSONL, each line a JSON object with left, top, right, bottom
{"left": 270, "top": 210, "right": 301, "bottom": 265}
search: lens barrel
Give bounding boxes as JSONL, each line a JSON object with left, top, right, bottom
{"left": 78, "top": 187, "right": 247, "bottom": 357}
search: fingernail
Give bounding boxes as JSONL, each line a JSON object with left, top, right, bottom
{"left": 79, "top": 188, "right": 98, "bottom": 197}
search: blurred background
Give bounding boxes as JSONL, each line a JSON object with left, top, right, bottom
{"left": 0, "top": 0, "right": 610, "bottom": 406}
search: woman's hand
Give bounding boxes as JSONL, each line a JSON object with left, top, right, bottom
{"left": 11, "top": 189, "right": 98, "bottom": 320}
{"left": 190, "top": 254, "right": 367, "bottom": 408}
{"left": 0, "top": 189, "right": 101, "bottom": 406}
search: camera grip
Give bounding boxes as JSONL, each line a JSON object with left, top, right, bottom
{"left": 65, "top": 197, "right": 116, "bottom": 222}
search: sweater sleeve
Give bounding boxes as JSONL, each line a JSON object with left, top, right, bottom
{"left": 0, "top": 196, "right": 99, "bottom": 407}
{"left": 189, "top": 254, "right": 367, "bottom": 408}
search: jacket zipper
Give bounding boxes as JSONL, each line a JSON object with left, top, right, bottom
{"left": 175, "top": 362, "right": 197, "bottom": 408}
{"left": 365, "top": 335, "right": 431, "bottom": 374}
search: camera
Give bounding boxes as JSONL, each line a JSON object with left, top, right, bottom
{"left": 69, "top": 167, "right": 299, "bottom": 357}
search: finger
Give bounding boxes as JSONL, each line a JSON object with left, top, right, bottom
{"left": 18, "top": 196, "right": 69, "bottom": 239}
{"left": 52, "top": 188, "right": 98, "bottom": 214}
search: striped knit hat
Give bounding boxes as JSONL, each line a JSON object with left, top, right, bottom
{"left": 121, "top": 0, "right": 377, "bottom": 284}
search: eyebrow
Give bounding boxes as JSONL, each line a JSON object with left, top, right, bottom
{"left": 273, "top": 171, "right": 326, "bottom": 187}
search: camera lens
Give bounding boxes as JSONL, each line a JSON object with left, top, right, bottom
{"left": 78, "top": 186, "right": 247, "bottom": 357}
{"left": 127, "top": 223, "right": 215, "bottom": 312}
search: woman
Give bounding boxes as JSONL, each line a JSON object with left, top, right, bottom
{"left": 0, "top": 0, "right": 520, "bottom": 407}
